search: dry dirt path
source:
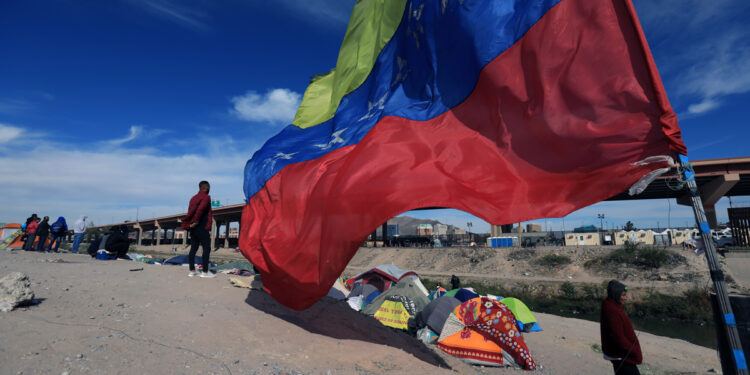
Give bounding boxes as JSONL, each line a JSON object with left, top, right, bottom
{"left": 0, "top": 250, "right": 720, "bottom": 375}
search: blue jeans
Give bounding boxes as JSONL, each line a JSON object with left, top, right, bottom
{"left": 47, "top": 234, "right": 63, "bottom": 251}
{"left": 35, "top": 233, "right": 48, "bottom": 251}
{"left": 72, "top": 233, "right": 84, "bottom": 253}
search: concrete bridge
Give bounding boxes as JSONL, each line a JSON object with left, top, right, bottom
{"left": 95, "top": 204, "right": 244, "bottom": 250}
{"left": 95, "top": 156, "right": 750, "bottom": 246}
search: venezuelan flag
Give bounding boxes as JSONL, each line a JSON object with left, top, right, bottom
{"left": 240, "top": 0, "right": 687, "bottom": 310}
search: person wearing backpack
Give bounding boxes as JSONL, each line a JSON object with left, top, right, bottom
{"left": 47, "top": 217, "right": 68, "bottom": 252}
{"left": 35, "top": 216, "right": 50, "bottom": 251}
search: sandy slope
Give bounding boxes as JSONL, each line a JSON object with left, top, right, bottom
{"left": 0, "top": 250, "right": 719, "bottom": 375}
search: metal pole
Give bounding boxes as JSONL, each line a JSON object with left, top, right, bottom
{"left": 680, "top": 155, "right": 747, "bottom": 374}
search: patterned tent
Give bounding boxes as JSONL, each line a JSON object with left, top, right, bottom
{"left": 437, "top": 297, "right": 536, "bottom": 370}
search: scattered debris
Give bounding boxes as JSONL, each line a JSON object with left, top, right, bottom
{"left": 229, "top": 276, "right": 263, "bottom": 290}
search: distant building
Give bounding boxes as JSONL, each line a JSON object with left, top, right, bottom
{"left": 573, "top": 225, "right": 598, "bottom": 233}
{"left": 417, "top": 224, "right": 433, "bottom": 236}
{"left": 490, "top": 224, "right": 515, "bottom": 236}
{"left": 526, "top": 223, "right": 542, "bottom": 233}
{"left": 451, "top": 227, "right": 467, "bottom": 235}
{"left": 387, "top": 224, "right": 399, "bottom": 236}
{"left": 565, "top": 232, "right": 601, "bottom": 246}
{"left": 434, "top": 223, "right": 448, "bottom": 236}
{"left": 613, "top": 230, "right": 654, "bottom": 246}
{"left": 218, "top": 227, "right": 239, "bottom": 239}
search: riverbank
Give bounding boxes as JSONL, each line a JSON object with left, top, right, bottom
{"left": 0, "top": 250, "right": 721, "bottom": 374}
{"left": 136, "top": 243, "right": 726, "bottom": 347}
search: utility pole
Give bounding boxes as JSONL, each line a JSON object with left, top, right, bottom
{"left": 597, "top": 214, "right": 605, "bottom": 245}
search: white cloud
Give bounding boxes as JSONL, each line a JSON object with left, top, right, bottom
{"left": 0, "top": 98, "right": 33, "bottom": 115}
{"left": 634, "top": 0, "right": 750, "bottom": 116}
{"left": 687, "top": 98, "right": 721, "bottom": 115}
{"left": 133, "top": 0, "right": 210, "bottom": 31}
{"left": 0, "top": 124, "right": 23, "bottom": 144}
{"left": 0, "top": 125, "right": 254, "bottom": 226}
{"left": 276, "top": 0, "right": 354, "bottom": 25}
{"left": 108, "top": 125, "right": 143, "bottom": 145}
{"left": 230, "top": 88, "right": 301, "bottom": 124}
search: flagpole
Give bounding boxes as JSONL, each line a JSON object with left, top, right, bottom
{"left": 679, "top": 155, "right": 747, "bottom": 374}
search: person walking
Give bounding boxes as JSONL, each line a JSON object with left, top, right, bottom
{"left": 24, "top": 215, "right": 39, "bottom": 250}
{"left": 72, "top": 215, "right": 88, "bottom": 253}
{"left": 47, "top": 216, "right": 68, "bottom": 252}
{"left": 35, "top": 216, "right": 50, "bottom": 251}
{"left": 181, "top": 180, "right": 214, "bottom": 278}
{"left": 600, "top": 280, "right": 642, "bottom": 375}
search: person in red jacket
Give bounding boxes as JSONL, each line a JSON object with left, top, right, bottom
{"left": 601, "top": 280, "right": 642, "bottom": 374}
{"left": 24, "top": 215, "right": 40, "bottom": 251}
{"left": 181, "top": 180, "right": 214, "bottom": 278}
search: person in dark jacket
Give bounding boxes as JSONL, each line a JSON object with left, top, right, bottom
{"left": 35, "top": 216, "right": 50, "bottom": 251}
{"left": 181, "top": 180, "right": 214, "bottom": 278}
{"left": 106, "top": 225, "right": 131, "bottom": 259}
{"left": 601, "top": 280, "right": 642, "bottom": 375}
{"left": 47, "top": 217, "right": 68, "bottom": 252}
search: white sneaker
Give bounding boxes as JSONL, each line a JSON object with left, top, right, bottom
{"left": 199, "top": 272, "right": 216, "bottom": 278}
{"left": 188, "top": 271, "right": 197, "bottom": 277}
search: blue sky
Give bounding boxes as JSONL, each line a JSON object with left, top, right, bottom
{"left": 1, "top": 0, "right": 749, "bottom": 232}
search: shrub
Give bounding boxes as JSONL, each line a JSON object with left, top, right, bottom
{"left": 559, "top": 281, "right": 576, "bottom": 298}
{"left": 536, "top": 254, "right": 572, "bottom": 268}
{"left": 586, "top": 243, "right": 679, "bottom": 270}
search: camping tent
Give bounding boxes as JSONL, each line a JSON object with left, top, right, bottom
{"left": 437, "top": 297, "right": 537, "bottom": 370}
{"left": 363, "top": 278, "right": 429, "bottom": 316}
{"left": 444, "top": 288, "right": 480, "bottom": 303}
{"left": 326, "top": 277, "right": 350, "bottom": 300}
{"left": 373, "top": 295, "right": 419, "bottom": 330}
{"left": 363, "top": 278, "right": 430, "bottom": 330}
{"left": 414, "top": 295, "right": 461, "bottom": 335}
{"left": 345, "top": 264, "right": 419, "bottom": 292}
{"left": 0, "top": 224, "right": 23, "bottom": 250}
{"left": 499, "top": 297, "right": 542, "bottom": 332}
{"left": 428, "top": 286, "right": 447, "bottom": 300}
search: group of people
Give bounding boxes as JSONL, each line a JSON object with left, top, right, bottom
{"left": 21, "top": 214, "right": 89, "bottom": 252}
{"left": 18, "top": 180, "right": 214, "bottom": 277}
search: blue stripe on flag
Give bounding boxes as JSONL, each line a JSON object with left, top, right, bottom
{"left": 244, "top": 0, "right": 563, "bottom": 200}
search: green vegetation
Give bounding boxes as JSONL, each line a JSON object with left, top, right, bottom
{"left": 535, "top": 254, "right": 572, "bottom": 268}
{"left": 624, "top": 221, "right": 636, "bottom": 231}
{"left": 421, "top": 278, "right": 713, "bottom": 325}
{"left": 585, "top": 242, "right": 683, "bottom": 269}
{"left": 559, "top": 281, "right": 576, "bottom": 298}
{"left": 590, "top": 343, "right": 602, "bottom": 353}
{"left": 629, "top": 287, "right": 713, "bottom": 322}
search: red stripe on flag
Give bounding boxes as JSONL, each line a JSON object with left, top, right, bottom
{"left": 240, "top": 0, "right": 685, "bottom": 310}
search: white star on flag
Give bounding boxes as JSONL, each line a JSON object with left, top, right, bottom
{"left": 314, "top": 128, "right": 348, "bottom": 150}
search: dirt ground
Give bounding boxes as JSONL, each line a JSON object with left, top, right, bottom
{"left": 0, "top": 250, "right": 721, "bottom": 375}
